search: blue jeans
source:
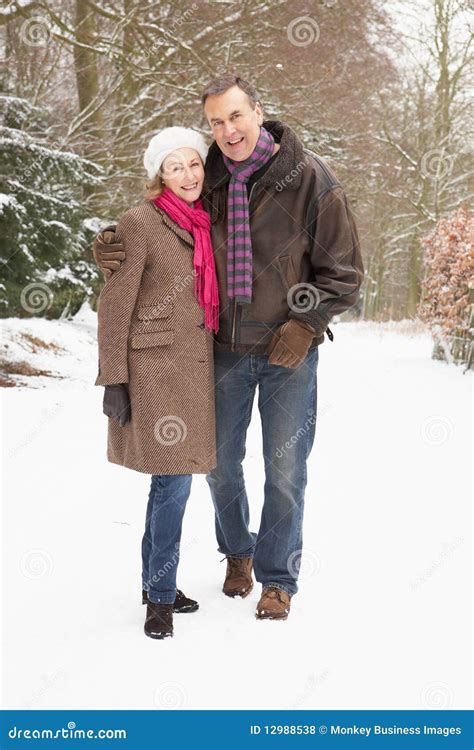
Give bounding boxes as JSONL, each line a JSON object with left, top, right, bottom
{"left": 206, "top": 347, "right": 319, "bottom": 597}
{"left": 141, "top": 474, "right": 192, "bottom": 604}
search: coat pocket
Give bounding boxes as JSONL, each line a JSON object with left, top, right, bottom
{"left": 280, "top": 255, "right": 299, "bottom": 288}
{"left": 130, "top": 330, "right": 174, "bottom": 349}
{"left": 273, "top": 255, "right": 299, "bottom": 291}
{"left": 133, "top": 319, "right": 173, "bottom": 335}
{"left": 137, "top": 301, "right": 173, "bottom": 321}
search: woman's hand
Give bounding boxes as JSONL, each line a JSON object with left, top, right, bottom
{"left": 103, "top": 384, "right": 131, "bottom": 426}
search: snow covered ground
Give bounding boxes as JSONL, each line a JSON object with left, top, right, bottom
{"left": 1, "top": 307, "right": 472, "bottom": 710}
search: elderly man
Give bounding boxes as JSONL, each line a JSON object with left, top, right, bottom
{"left": 93, "top": 75, "right": 364, "bottom": 621}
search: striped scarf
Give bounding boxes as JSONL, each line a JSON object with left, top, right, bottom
{"left": 222, "top": 126, "right": 275, "bottom": 303}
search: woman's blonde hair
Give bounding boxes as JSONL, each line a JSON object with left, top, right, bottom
{"left": 145, "top": 170, "right": 165, "bottom": 199}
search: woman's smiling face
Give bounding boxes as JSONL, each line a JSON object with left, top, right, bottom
{"left": 161, "top": 147, "right": 205, "bottom": 203}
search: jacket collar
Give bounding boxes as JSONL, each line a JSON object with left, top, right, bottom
{"left": 204, "top": 120, "right": 305, "bottom": 193}
{"left": 149, "top": 201, "right": 194, "bottom": 247}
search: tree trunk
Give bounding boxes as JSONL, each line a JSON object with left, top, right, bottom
{"left": 73, "top": 0, "right": 103, "bottom": 163}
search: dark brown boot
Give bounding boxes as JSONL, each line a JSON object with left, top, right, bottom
{"left": 144, "top": 602, "right": 173, "bottom": 639}
{"left": 142, "top": 588, "right": 199, "bottom": 613}
{"left": 223, "top": 556, "right": 253, "bottom": 598}
{"left": 256, "top": 586, "right": 291, "bottom": 620}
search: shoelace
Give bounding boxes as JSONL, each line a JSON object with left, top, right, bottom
{"left": 264, "top": 586, "right": 287, "bottom": 603}
{"left": 227, "top": 556, "right": 247, "bottom": 574}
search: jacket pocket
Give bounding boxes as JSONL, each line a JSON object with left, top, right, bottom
{"left": 130, "top": 330, "right": 174, "bottom": 349}
{"left": 137, "top": 301, "right": 173, "bottom": 321}
{"left": 274, "top": 255, "right": 299, "bottom": 290}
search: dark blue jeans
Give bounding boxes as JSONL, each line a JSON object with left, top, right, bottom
{"left": 141, "top": 474, "right": 192, "bottom": 604}
{"left": 206, "top": 348, "right": 319, "bottom": 597}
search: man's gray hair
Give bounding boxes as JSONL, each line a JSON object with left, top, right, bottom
{"left": 201, "top": 75, "right": 260, "bottom": 108}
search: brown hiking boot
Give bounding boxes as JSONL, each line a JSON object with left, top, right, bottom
{"left": 256, "top": 586, "right": 291, "bottom": 620}
{"left": 223, "top": 556, "right": 254, "bottom": 598}
{"left": 144, "top": 602, "right": 173, "bottom": 639}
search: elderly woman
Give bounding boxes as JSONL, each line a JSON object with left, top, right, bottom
{"left": 95, "top": 127, "right": 219, "bottom": 640}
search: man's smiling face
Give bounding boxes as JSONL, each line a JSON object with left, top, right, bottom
{"left": 204, "top": 85, "right": 264, "bottom": 162}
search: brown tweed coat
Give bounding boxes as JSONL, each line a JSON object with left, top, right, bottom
{"left": 95, "top": 201, "right": 216, "bottom": 475}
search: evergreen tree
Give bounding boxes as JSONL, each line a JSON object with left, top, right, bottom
{"left": 0, "top": 93, "right": 103, "bottom": 318}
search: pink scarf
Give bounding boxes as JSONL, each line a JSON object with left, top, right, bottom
{"left": 153, "top": 187, "right": 219, "bottom": 333}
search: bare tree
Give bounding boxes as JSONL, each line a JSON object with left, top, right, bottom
{"left": 372, "top": 0, "right": 473, "bottom": 317}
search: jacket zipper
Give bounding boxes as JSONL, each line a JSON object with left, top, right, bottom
{"left": 230, "top": 181, "right": 260, "bottom": 351}
{"left": 248, "top": 182, "right": 258, "bottom": 207}
{"left": 231, "top": 298, "right": 237, "bottom": 351}
{"left": 230, "top": 180, "right": 334, "bottom": 348}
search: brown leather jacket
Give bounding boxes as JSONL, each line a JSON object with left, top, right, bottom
{"left": 202, "top": 120, "right": 364, "bottom": 354}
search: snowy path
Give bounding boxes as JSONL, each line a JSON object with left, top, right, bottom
{"left": 1, "top": 312, "right": 471, "bottom": 710}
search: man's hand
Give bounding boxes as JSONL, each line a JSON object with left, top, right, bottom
{"left": 266, "top": 319, "right": 316, "bottom": 368}
{"left": 103, "top": 384, "right": 131, "bottom": 426}
{"left": 92, "top": 225, "right": 125, "bottom": 280}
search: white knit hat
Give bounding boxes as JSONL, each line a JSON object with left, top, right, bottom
{"left": 143, "top": 126, "right": 209, "bottom": 180}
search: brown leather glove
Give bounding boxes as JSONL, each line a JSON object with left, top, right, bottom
{"left": 266, "top": 319, "right": 316, "bottom": 368}
{"left": 92, "top": 224, "right": 125, "bottom": 280}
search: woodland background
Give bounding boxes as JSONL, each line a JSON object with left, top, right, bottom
{"left": 0, "top": 0, "right": 472, "bottom": 365}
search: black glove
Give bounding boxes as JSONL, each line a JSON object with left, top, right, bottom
{"left": 103, "top": 384, "right": 131, "bottom": 426}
